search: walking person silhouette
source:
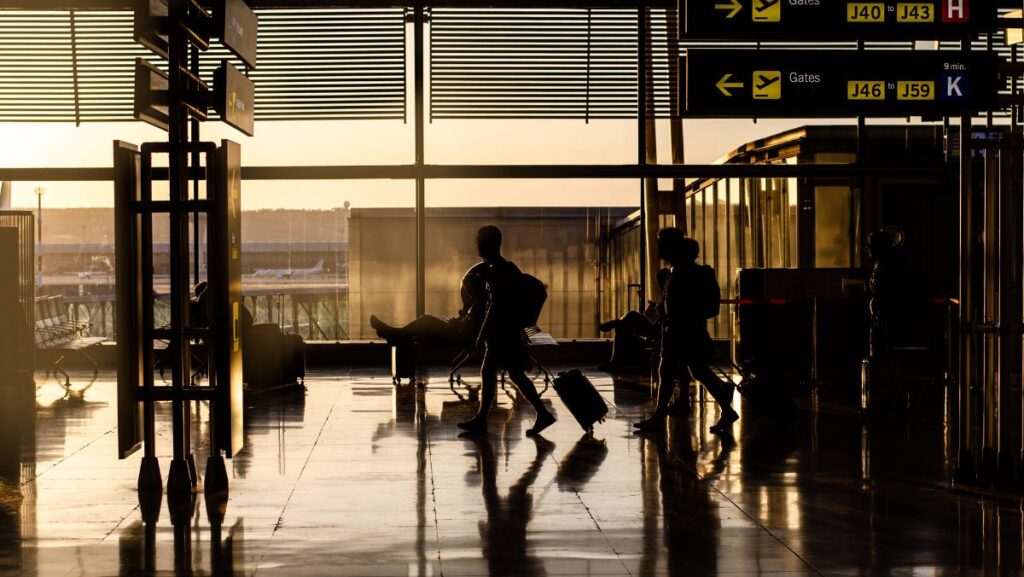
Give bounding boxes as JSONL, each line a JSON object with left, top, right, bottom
{"left": 458, "top": 226, "right": 556, "bottom": 436}
{"left": 634, "top": 228, "right": 739, "bottom": 433}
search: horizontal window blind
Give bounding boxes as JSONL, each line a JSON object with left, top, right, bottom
{"left": 0, "top": 8, "right": 407, "bottom": 123}
{"left": 429, "top": 8, "right": 678, "bottom": 120}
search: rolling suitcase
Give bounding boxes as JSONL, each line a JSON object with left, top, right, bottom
{"left": 391, "top": 342, "right": 417, "bottom": 384}
{"left": 552, "top": 369, "right": 608, "bottom": 433}
{"left": 243, "top": 325, "right": 285, "bottom": 388}
{"left": 282, "top": 333, "right": 306, "bottom": 385}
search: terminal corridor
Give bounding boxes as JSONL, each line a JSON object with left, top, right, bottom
{"left": 1, "top": 370, "right": 1020, "bottom": 576}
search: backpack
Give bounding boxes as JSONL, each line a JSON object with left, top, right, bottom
{"left": 517, "top": 273, "right": 548, "bottom": 328}
{"left": 699, "top": 265, "right": 721, "bottom": 320}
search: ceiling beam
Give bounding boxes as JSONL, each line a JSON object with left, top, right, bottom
{"left": 0, "top": 163, "right": 944, "bottom": 182}
{"left": 0, "top": 0, "right": 673, "bottom": 11}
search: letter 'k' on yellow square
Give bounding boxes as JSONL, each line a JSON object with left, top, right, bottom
{"left": 752, "top": 0, "right": 781, "bottom": 22}
{"left": 752, "top": 71, "right": 782, "bottom": 100}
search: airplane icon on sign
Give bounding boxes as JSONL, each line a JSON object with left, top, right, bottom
{"left": 752, "top": 70, "right": 782, "bottom": 99}
{"left": 756, "top": 74, "right": 779, "bottom": 91}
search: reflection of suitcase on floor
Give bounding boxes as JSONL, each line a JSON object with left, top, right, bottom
{"left": 553, "top": 369, "right": 608, "bottom": 433}
{"left": 283, "top": 333, "right": 306, "bottom": 385}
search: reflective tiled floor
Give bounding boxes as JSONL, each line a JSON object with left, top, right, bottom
{"left": 1, "top": 368, "right": 1022, "bottom": 576}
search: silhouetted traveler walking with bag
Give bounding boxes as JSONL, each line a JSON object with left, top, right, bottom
{"left": 634, "top": 228, "right": 738, "bottom": 434}
{"left": 458, "top": 226, "right": 556, "bottom": 436}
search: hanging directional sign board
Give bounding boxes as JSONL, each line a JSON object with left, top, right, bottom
{"left": 217, "top": 0, "right": 258, "bottom": 69}
{"left": 133, "top": 58, "right": 170, "bottom": 131}
{"left": 214, "top": 61, "right": 256, "bottom": 136}
{"left": 681, "top": 0, "right": 997, "bottom": 40}
{"left": 683, "top": 50, "right": 1001, "bottom": 118}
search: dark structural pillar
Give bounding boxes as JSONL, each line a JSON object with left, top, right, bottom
{"left": 165, "top": 0, "right": 197, "bottom": 497}
{"left": 414, "top": 3, "right": 426, "bottom": 318}
{"left": 955, "top": 94, "right": 977, "bottom": 485}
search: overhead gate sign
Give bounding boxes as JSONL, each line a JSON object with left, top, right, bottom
{"left": 683, "top": 50, "right": 1000, "bottom": 118}
{"left": 680, "top": 0, "right": 996, "bottom": 41}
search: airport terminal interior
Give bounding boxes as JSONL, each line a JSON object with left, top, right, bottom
{"left": 4, "top": 1, "right": 1024, "bottom": 575}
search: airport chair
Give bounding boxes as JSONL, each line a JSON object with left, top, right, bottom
{"left": 448, "top": 325, "right": 555, "bottom": 396}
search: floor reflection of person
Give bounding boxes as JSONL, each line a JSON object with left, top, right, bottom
{"left": 597, "top": 268, "right": 670, "bottom": 372}
{"left": 370, "top": 262, "right": 487, "bottom": 346}
{"left": 464, "top": 432, "right": 553, "bottom": 577}
{"left": 637, "top": 420, "right": 719, "bottom": 576}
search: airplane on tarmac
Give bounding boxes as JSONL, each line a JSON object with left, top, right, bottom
{"left": 250, "top": 259, "right": 325, "bottom": 279}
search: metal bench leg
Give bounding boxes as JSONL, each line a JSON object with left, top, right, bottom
{"left": 52, "top": 354, "right": 71, "bottom": 387}
{"left": 449, "top": 349, "right": 472, "bottom": 384}
{"left": 77, "top": 349, "right": 100, "bottom": 380}
{"left": 530, "top": 354, "right": 552, "bottom": 396}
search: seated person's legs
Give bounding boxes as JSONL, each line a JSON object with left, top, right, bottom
{"left": 371, "top": 314, "right": 463, "bottom": 345}
{"left": 599, "top": 310, "right": 657, "bottom": 371}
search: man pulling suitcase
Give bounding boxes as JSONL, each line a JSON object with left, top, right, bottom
{"left": 457, "top": 226, "right": 557, "bottom": 436}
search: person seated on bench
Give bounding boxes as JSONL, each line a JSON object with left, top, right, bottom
{"left": 190, "top": 281, "right": 210, "bottom": 328}
{"left": 597, "top": 268, "right": 670, "bottom": 372}
{"left": 369, "top": 263, "right": 487, "bottom": 347}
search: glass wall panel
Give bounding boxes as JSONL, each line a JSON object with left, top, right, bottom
{"left": 27, "top": 178, "right": 415, "bottom": 343}
{"left": 425, "top": 179, "right": 639, "bottom": 339}
{"left": 814, "top": 185, "right": 853, "bottom": 268}
{"left": 426, "top": 120, "right": 637, "bottom": 166}
{"left": 0, "top": 120, "right": 414, "bottom": 170}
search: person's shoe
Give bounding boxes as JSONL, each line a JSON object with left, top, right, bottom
{"left": 709, "top": 409, "right": 739, "bottom": 434}
{"left": 370, "top": 315, "right": 395, "bottom": 341}
{"left": 526, "top": 411, "right": 556, "bottom": 437}
{"left": 457, "top": 418, "right": 488, "bottom": 434}
{"left": 598, "top": 320, "right": 616, "bottom": 332}
{"left": 633, "top": 415, "right": 665, "bottom": 432}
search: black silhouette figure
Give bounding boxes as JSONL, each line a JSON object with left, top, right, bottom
{"left": 463, "top": 432, "right": 553, "bottom": 577}
{"left": 634, "top": 229, "right": 738, "bottom": 433}
{"left": 637, "top": 420, "right": 720, "bottom": 576}
{"left": 867, "top": 227, "right": 905, "bottom": 357}
{"left": 457, "top": 226, "right": 556, "bottom": 436}
{"left": 370, "top": 262, "right": 487, "bottom": 347}
{"left": 597, "top": 268, "right": 670, "bottom": 372}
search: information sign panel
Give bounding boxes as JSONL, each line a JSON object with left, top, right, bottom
{"left": 215, "top": 61, "right": 256, "bottom": 136}
{"left": 684, "top": 50, "right": 1000, "bottom": 118}
{"left": 133, "top": 58, "right": 170, "bottom": 131}
{"left": 212, "top": 140, "right": 244, "bottom": 458}
{"left": 217, "top": 0, "right": 258, "bottom": 69}
{"left": 681, "top": 0, "right": 997, "bottom": 41}
{"left": 114, "top": 141, "right": 144, "bottom": 460}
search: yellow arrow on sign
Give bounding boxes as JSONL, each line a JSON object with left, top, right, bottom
{"left": 715, "top": 0, "right": 743, "bottom": 19}
{"left": 716, "top": 73, "right": 744, "bottom": 97}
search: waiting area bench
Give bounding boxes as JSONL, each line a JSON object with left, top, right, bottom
{"left": 33, "top": 295, "right": 105, "bottom": 385}
{"left": 392, "top": 325, "right": 557, "bottom": 395}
